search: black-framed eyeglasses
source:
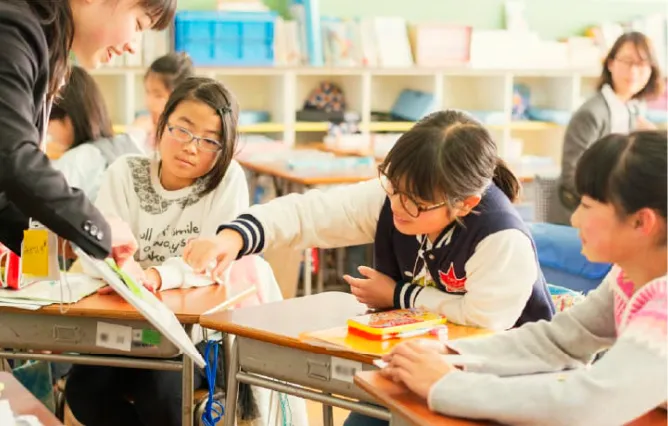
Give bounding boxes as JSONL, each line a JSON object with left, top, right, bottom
{"left": 378, "top": 171, "right": 447, "bottom": 218}
{"left": 167, "top": 124, "right": 223, "bottom": 153}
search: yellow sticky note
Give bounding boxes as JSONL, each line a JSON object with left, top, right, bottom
{"left": 22, "top": 229, "right": 49, "bottom": 277}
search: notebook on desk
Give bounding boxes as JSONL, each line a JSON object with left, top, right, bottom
{"left": 73, "top": 247, "right": 206, "bottom": 368}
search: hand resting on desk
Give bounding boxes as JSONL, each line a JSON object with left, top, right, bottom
{"left": 380, "top": 339, "right": 458, "bottom": 400}
{"left": 182, "top": 228, "right": 244, "bottom": 281}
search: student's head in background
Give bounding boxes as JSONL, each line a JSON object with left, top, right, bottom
{"left": 598, "top": 31, "right": 664, "bottom": 101}
{"left": 572, "top": 130, "right": 667, "bottom": 265}
{"left": 379, "top": 110, "right": 520, "bottom": 240}
{"left": 144, "top": 53, "right": 195, "bottom": 126}
{"left": 47, "top": 66, "right": 114, "bottom": 158}
{"left": 154, "top": 77, "right": 239, "bottom": 196}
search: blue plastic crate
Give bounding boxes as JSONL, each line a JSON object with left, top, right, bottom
{"left": 174, "top": 11, "right": 276, "bottom": 66}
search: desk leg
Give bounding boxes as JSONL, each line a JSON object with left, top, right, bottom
{"left": 182, "top": 355, "right": 194, "bottom": 426}
{"left": 322, "top": 396, "right": 334, "bottom": 426}
{"left": 224, "top": 338, "right": 240, "bottom": 426}
{"left": 303, "top": 248, "right": 312, "bottom": 296}
{"left": 316, "top": 248, "right": 325, "bottom": 294}
{"left": 389, "top": 412, "right": 411, "bottom": 426}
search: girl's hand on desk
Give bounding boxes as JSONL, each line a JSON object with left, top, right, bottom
{"left": 98, "top": 258, "right": 151, "bottom": 294}
{"left": 343, "top": 266, "right": 395, "bottom": 309}
{"left": 182, "top": 229, "right": 243, "bottom": 281}
{"left": 380, "top": 341, "right": 456, "bottom": 400}
{"left": 141, "top": 268, "right": 162, "bottom": 293}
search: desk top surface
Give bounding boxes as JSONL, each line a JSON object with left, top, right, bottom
{"left": 0, "top": 372, "right": 63, "bottom": 425}
{"left": 236, "top": 157, "right": 376, "bottom": 186}
{"left": 355, "top": 371, "right": 490, "bottom": 426}
{"left": 355, "top": 371, "right": 667, "bottom": 426}
{"left": 200, "top": 291, "right": 486, "bottom": 363}
{"left": 0, "top": 280, "right": 256, "bottom": 325}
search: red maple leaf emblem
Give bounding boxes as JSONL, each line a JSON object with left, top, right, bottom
{"left": 438, "top": 264, "right": 467, "bottom": 293}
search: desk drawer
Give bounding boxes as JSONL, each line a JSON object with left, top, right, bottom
{"left": 0, "top": 312, "right": 181, "bottom": 358}
{"left": 237, "top": 337, "right": 376, "bottom": 402}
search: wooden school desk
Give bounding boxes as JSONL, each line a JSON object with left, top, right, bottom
{"left": 355, "top": 371, "right": 668, "bottom": 426}
{"left": 199, "top": 291, "right": 488, "bottom": 426}
{"left": 0, "top": 372, "right": 63, "bottom": 425}
{"left": 237, "top": 155, "right": 377, "bottom": 296}
{"left": 0, "top": 281, "right": 256, "bottom": 426}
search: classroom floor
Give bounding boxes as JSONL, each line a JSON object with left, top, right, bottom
{"left": 64, "top": 399, "right": 351, "bottom": 425}
{"left": 306, "top": 400, "right": 350, "bottom": 426}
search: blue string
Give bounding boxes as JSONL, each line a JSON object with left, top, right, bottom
{"left": 201, "top": 340, "right": 224, "bottom": 426}
{"left": 279, "top": 392, "right": 292, "bottom": 426}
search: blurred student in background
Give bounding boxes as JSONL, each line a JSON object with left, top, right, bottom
{"left": 132, "top": 52, "right": 195, "bottom": 154}
{"left": 556, "top": 31, "right": 663, "bottom": 224}
{"left": 48, "top": 66, "right": 143, "bottom": 201}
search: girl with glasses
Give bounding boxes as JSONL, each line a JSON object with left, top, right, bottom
{"left": 185, "top": 110, "right": 555, "bottom": 426}
{"left": 185, "top": 109, "right": 555, "bottom": 328}
{"left": 556, "top": 31, "right": 664, "bottom": 225}
{"left": 65, "top": 76, "right": 304, "bottom": 425}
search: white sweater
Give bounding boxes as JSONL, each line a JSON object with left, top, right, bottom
{"left": 95, "top": 155, "right": 249, "bottom": 290}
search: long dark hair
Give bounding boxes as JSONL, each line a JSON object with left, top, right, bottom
{"left": 380, "top": 110, "right": 520, "bottom": 210}
{"left": 50, "top": 66, "right": 114, "bottom": 149}
{"left": 147, "top": 52, "right": 195, "bottom": 92}
{"left": 26, "top": 0, "right": 177, "bottom": 99}
{"left": 598, "top": 31, "right": 664, "bottom": 100}
{"left": 155, "top": 77, "right": 239, "bottom": 197}
{"left": 576, "top": 130, "right": 667, "bottom": 219}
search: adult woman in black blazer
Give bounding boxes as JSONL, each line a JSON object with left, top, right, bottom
{"left": 0, "top": 0, "right": 175, "bottom": 263}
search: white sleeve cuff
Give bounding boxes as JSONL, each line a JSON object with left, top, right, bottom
{"left": 151, "top": 263, "right": 184, "bottom": 291}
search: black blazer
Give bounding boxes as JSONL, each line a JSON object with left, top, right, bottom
{"left": 0, "top": 1, "right": 111, "bottom": 258}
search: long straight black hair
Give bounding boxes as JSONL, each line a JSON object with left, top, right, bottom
{"left": 25, "top": 0, "right": 177, "bottom": 98}
{"left": 50, "top": 66, "right": 114, "bottom": 149}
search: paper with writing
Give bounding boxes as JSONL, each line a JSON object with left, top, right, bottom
{"left": 138, "top": 222, "right": 200, "bottom": 264}
{"left": 21, "top": 229, "right": 49, "bottom": 277}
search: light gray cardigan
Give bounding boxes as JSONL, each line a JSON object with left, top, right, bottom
{"left": 432, "top": 271, "right": 667, "bottom": 426}
{"left": 559, "top": 92, "right": 612, "bottom": 199}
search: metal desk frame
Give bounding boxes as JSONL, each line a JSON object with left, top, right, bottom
{"left": 223, "top": 336, "right": 390, "bottom": 426}
{"left": 0, "top": 323, "right": 195, "bottom": 426}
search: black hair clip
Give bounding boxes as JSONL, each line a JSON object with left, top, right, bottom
{"left": 219, "top": 106, "right": 232, "bottom": 115}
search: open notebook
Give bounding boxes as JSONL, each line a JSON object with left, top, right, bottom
{"left": 74, "top": 247, "right": 206, "bottom": 369}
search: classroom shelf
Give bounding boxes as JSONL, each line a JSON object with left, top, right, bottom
{"left": 91, "top": 65, "right": 604, "bottom": 163}
{"left": 365, "top": 122, "right": 415, "bottom": 132}
{"left": 294, "top": 122, "right": 330, "bottom": 132}
{"left": 240, "top": 122, "right": 285, "bottom": 133}
{"left": 509, "top": 121, "right": 564, "bottom": 131}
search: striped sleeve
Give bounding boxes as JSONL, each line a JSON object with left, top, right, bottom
{"left": 217, "top": 213, "right": 265, "bottom": 258}
{"left": 217, "top": 179, "right": 386, "bottom": 257}
{"left": 393, "top": 282, "right": 425, "bottom": 309}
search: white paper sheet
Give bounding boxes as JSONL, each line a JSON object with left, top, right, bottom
{"left": 74, "top": 248, "right": 206, "bottom": 368}
{"left": 0, "top": 274, "right": 104, "bottom": 304}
